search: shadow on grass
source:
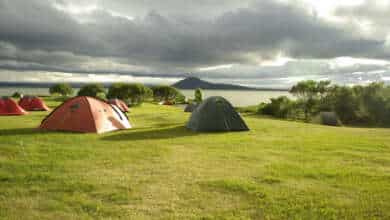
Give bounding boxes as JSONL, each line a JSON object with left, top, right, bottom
{"left": 0, "top": 127, "right": 89, "bottom": 136}
{"left": 0, "top": 128, "right": 43, "bottom": 136}
{"left": 102, "top": 125, "right": 198, "bottom": 141}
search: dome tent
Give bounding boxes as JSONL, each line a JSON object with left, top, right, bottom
{"left": 40, "top": 96, "right": 131, "bottom": 133}
{"left": 19, "top": 96, "right": 50, "bottom": 111}
{"left": 108, "top": 99, "right": 129, "bottom": 112}
{"left": 187, "top": 96, "right": 249, "bottom": 132}
{"left": 312, "top": 112, "right": 341, "bottom": 126}
{"left": 0, "top": 97, "right": 28, "bottom": 116}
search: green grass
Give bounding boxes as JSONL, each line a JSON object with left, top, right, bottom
{"left": 1, "top": 97, "right": 390, "bottom": 219}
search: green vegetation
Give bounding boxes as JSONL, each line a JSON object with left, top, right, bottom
{"left": 259, "top": 96, "right": 295, "bottom": 119}
{"left": 290, "top": 80, "right": 330, "bottom": 121}
{"left": 107, "top": 83, "right": 152, "bottom": 106}
{"left": 259, "top": 81, "right": 390, "bottom": 126}
{"left": 151, "top": 85, "right": 183, "bottom": 103}
{"left": 194, "top": 88, "right": 203, "bottom": 103}
{"left": 11, "top": 92, "right": 22, "bottom": 98}
{"left": 49, "top": 83, "right": 74, "bottom": 96}
{"left": 77, "top": 84, "right": 106, "bottom": 99}
{"left": 1, "top": 97, "right": 390, "bottom": 219}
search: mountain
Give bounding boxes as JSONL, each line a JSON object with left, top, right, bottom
{"left": 172, "top": 77, "right": 271, "bottom": 90}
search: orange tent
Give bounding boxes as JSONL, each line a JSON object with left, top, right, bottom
{"left": 108, "top": 99, "right": 129, "bottom": 112}
{"left": 0, "top": 97, "right": 28, "bottom": 116}
{"left": 19, "top": 96, "right": 50, "bottom": 111}
{"left": 40, "top": 96, "right": 131, "bottom": 133}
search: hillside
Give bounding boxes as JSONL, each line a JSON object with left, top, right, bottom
{"left": 172, "top": 77, "right": 261, "bottom": 90}
{"left": 1, "top": 97, "right": 390, "bottom": 219}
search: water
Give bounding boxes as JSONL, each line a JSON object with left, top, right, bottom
{"left": 0, "top": 87, "right": 51, "bottom": 97}
{"left": 181, "top": 90, "right": 290, "bottom": 106}
{"left": 0, "top": 87, "right": 290, "bottom": 107}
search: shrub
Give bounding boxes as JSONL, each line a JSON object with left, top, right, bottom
{"left": 175, "top": 92, "right": 186, "bottom": 104}
{"left": 259, "top": 96, "right": 294, "bottom": 119}
{"left": 358, "top": 82, "right": 390, "bottom": 125}
{"left": 257, "top": 80, "right": 390, "bottom": 126}
{"left": 152, "top": 86, "right": 181, "bottom": 102}
{"left": 11, "top": 92, "right": 22, "bottom": 98}
{"left": 77, "top": 84, "right": 106, "bottom": 98}
{"left": 194, "top": 88, "right": 203, "bottom": 103}
{"left": 49, "top": 83, "right": 74, "bottom": 96}
{"left": 107, "top": 83, "right": 150, "bottom": 105}
{"left": 290, "top": 80, "right": 331, "bottom": 121}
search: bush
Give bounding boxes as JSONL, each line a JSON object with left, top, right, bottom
{"left": 107, "top": 83, "right": 151, "bottom": 105}
{"left": 258, "top": 96, "right": 294, "bottom": 119}
{"left": 328, "top": 86, "right": 357, "bottom": 124}
{"left": 49, "top": 83, "right": 74, "bottom": 96}
{"left": 358, "top": 82, "right": 390, "bottom": 125}
{"left": 11, "top": 92, "right": 22, "bottom": 98}
{"left": 77, "top": 84, "right": 106, "bottom": 98}
{"left": 257, "top": 80, "right": 390, "bottom": 127}
{"left": 290, "top": 80, "right": 331, "bottom": 121}
{"left": 96, "top": 92, "right": 107, "bottom": 100}
{"left": 152, "top": 86, "right": 181, "bottom": 102}
{"left": 194, "top": 88, "right": 203, "bottom": 103}
{"left": 175, "top": 92, "right": 186, "bottom": 104}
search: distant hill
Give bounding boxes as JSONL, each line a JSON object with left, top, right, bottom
{"left": 172, "top": 77, "right": 282, "bottom": 91}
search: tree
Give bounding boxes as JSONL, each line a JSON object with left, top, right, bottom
{"left": 77, "top": 83, "right": 106, "bottom": 98}
{"left": 152, "top": 86, "right": 180, "bottom": 102}
{"left": 358, "top": 82, "right": 389, "bottom": 124}
{"left": 290, "top": 80, "right": 317, "bottom": 121}
{"left": 317, "top": 80, "right": 331, "bottom": 98}
{"left": 194, "top": 88, "right": 203, "bottom": 103}
{"left": 259, "top": 80, "right": 390, "bottom": 126}
{"left": 107, "top": 83, "right": 151, "bottom": 105}
{"left": 290, "top": 80, "right": 331, "bottom": 121}
{"left": 49, "top": 83, "right": 74, "bottom": 96}
{"left": 331, "top": 86, "right": 358, "bottom": 124}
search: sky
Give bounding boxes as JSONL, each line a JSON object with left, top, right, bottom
{"left": 1, "top": 0, "right": 390, "bottom": 88}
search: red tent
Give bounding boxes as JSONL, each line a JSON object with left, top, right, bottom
{"left": 19, "top": 96, "right": 50, "bottom": 111}
{"left": 108, "top": 99, "right": 129, "bottom": 112}
{"left": 0, "top": 97, "right": 28, "bottom": 116}
{"left": 40, "top": 96, "right": 131, "bottom": 133}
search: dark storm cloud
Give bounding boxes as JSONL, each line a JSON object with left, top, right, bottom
{"left": 0, "top": 0, "right": 389, "bottom": 75}
{"left": 73, "top": 0, "right": 256, "bottom": 18}
{"left": 0, "top": 0, "right": 95, "bottom": 52}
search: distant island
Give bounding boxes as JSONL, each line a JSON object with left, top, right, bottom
{"left": 172, "top": 77, "right": 287, "bottom": 91}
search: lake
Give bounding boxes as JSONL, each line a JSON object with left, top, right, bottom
{"left": 0, "top": 87, "right": 290, "bottom": 107}
{"left": 180, "top": 90, "right": 290, "bottom": 106}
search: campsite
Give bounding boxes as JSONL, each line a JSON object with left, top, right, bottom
{"left": 2, "top": 0, "right": 390, "bottom": 219}
{"left": 1, "top": 95, "right": 390, "bottom": 219}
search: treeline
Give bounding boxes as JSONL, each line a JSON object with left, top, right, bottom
{"left": 49, "top": 83, "right": 185, "bottom": 106}
{"left": 259, "top": 80, "right": 390, "bottom": 126}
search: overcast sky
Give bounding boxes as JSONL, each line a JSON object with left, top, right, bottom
{"left": 1, "top": 0, "right": 390, "bottom": 88}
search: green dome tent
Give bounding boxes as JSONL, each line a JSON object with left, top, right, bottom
{"left": 312, "top": 112, "right": 341, "bottom": 126}
{"left": 187, "top": 96, "right": 249, "bottom": 132}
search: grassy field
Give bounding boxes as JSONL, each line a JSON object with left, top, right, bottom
{"left": 1, "top": 98, "right": 390, "bottom": 219}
